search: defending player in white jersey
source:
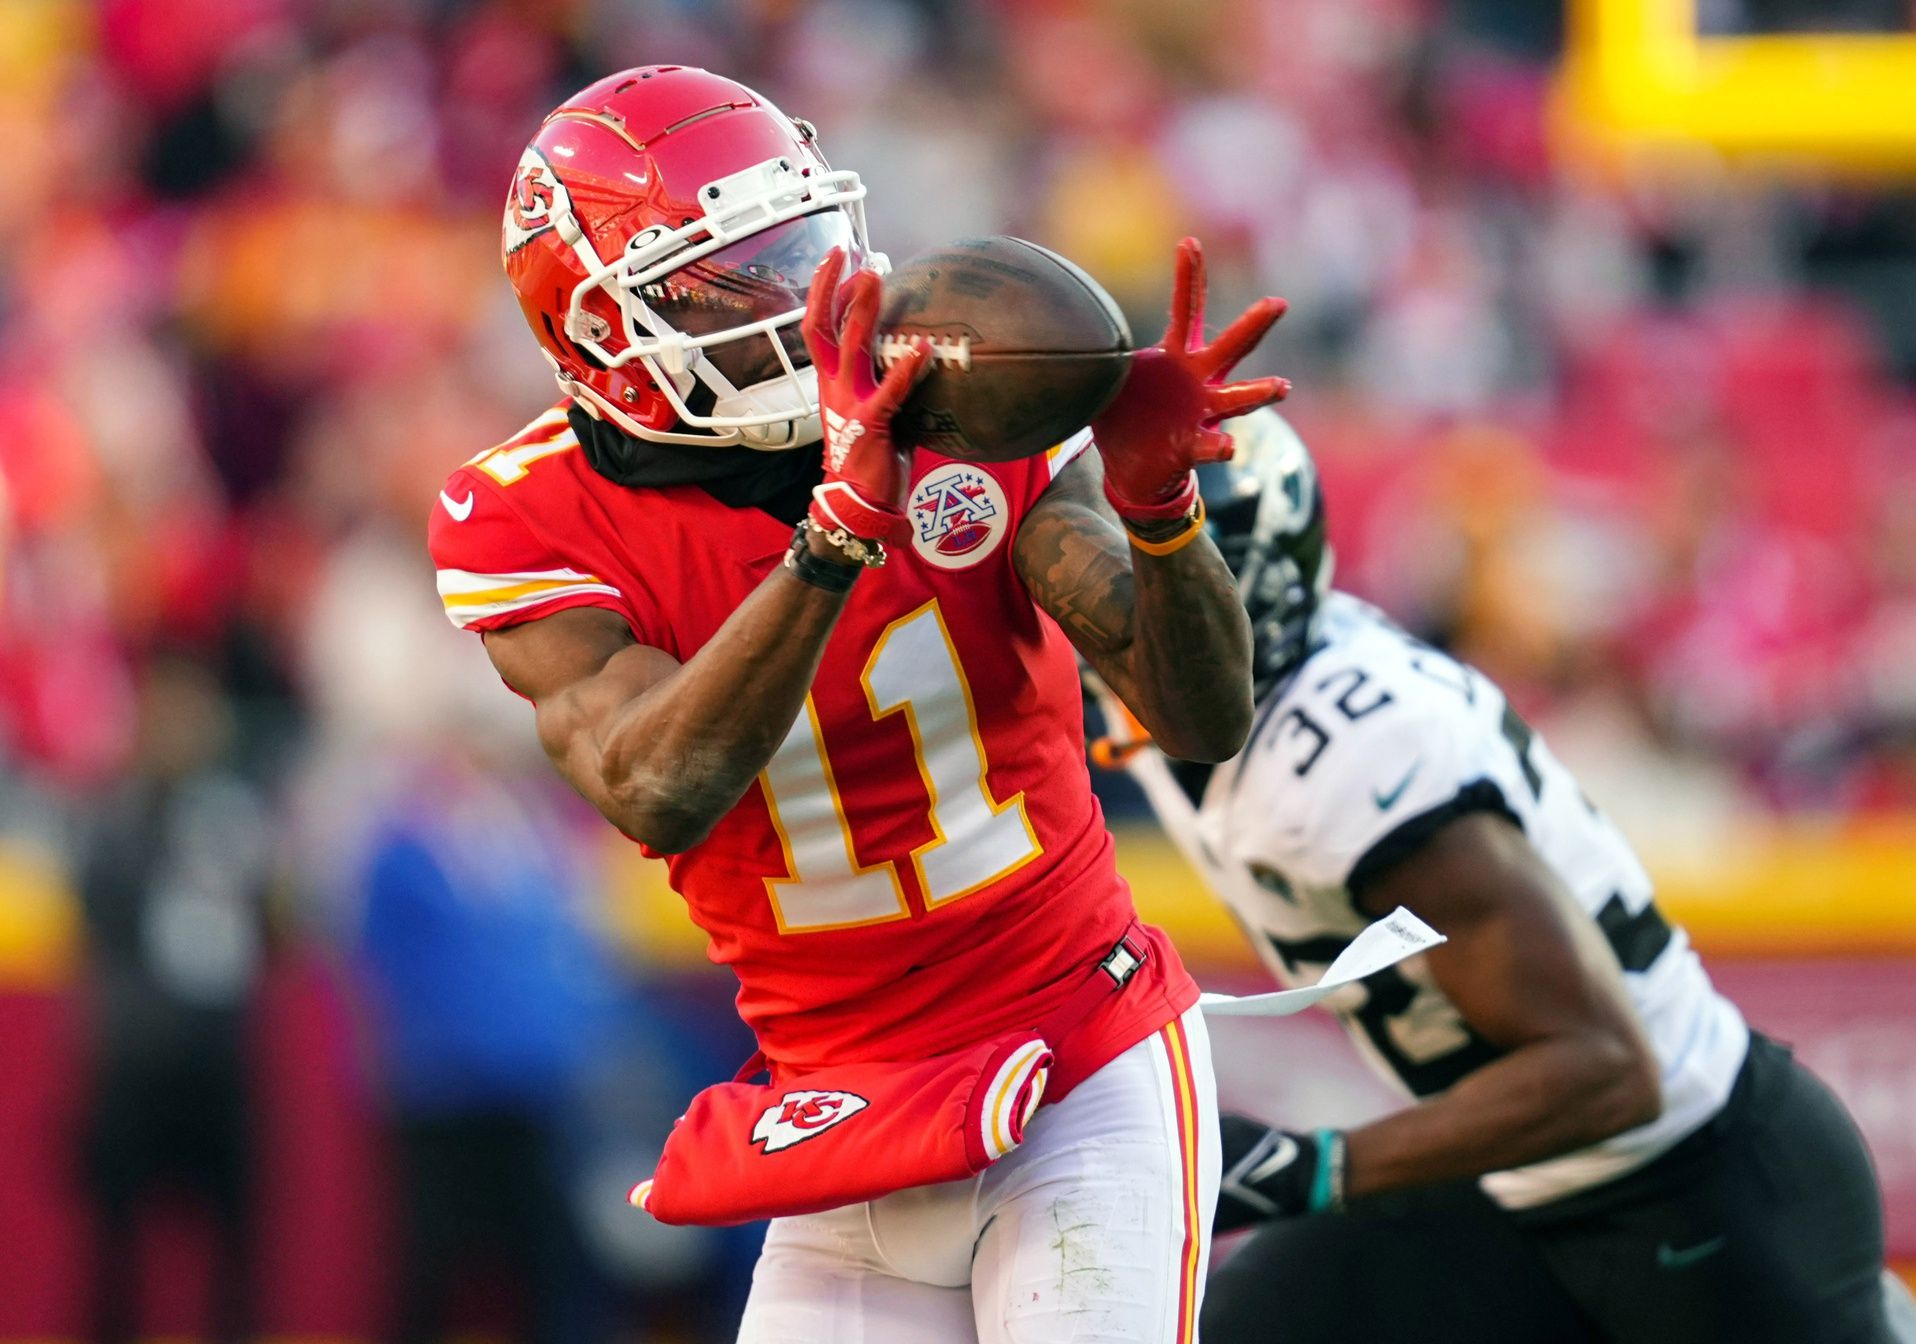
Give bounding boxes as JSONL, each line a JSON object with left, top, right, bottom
{"left": 1095, "top": 408, "right": 1903, "bottom": 1344}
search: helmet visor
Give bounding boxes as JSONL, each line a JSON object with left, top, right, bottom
{"left": 636, "top": 211, "right": 860, "bottom": 388}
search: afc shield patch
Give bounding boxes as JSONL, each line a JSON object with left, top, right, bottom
{"left": 908, "top": 466, "right": 1010, "bottom": 570}
{"left": 750, "top": 1090, "right": 870, "bottom": 1154}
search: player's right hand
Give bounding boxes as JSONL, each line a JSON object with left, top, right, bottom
{"left": 802, "top": 248, "right": 932, "bottom": 547}
{"left": 1217, "top": 1114, "right": 1345, "bottom": 1231}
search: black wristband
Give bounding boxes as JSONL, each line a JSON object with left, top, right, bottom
{"left": 784, "top": 525, "right": 861, "bottom": 593}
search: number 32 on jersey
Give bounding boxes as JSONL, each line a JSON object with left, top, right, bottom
{"left": 762, "top": 599, "right": 1041, "bottom": 932}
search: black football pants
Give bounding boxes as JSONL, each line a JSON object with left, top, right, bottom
{"left": 1202, "top": 1034, "right": 1895, "bottom": 1344}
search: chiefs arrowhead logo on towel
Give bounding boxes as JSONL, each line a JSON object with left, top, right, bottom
{"left": 751, "top": 1090, "right": 870, "bottom": 1153}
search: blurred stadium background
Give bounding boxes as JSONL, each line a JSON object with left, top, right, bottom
{"left": 2, "top": 0, "right": 1915, "bottom": 1338}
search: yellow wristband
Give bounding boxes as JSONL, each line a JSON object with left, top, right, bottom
{"left": 1123, "top": 496, "right": 1207, "bottom": 556}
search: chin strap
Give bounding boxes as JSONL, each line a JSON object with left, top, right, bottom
{"left": 710, "top": 366, "right": 825, "bottom": 451}
{"left": 735, "top": 412, "right": 823, "bottom": 451}
{"left": 563, "top": 366, "right": 821, "bottom": 452}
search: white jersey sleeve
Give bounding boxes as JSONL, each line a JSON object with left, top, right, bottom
{"left": 1202, "top": 622, "right": 1518, "bottom": 903}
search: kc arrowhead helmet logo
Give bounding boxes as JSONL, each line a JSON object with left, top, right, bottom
{"left": 503, "top": 148, "right": 572, "bottom": 256}
{"left": 751, "top": 1090, "right": 870, "bottom": 1153}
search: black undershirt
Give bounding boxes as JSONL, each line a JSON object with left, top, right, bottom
{"left": 568, "top": 406, "right": 823, "bottom": 524}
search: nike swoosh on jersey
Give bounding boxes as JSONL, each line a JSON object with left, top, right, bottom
{"left": 1656, "top": 1236, "right": 1726, "bottom": 1270}
{"left": 1372, "top": 760, "right": 1421, "bottom": 810}
{"left": 439, "top": 490, "right": 475, "bottom": 521}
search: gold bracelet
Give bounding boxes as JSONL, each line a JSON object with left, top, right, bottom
{"left": 1123, "top": 496, "right": 1207, "bottom": 556}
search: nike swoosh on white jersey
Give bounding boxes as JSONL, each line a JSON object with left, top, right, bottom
{"left": 1373, "top": 758, "right": 1421, "bottom": 809}
{"left": 439, "top": 490, "right": 475, "bottom": 521}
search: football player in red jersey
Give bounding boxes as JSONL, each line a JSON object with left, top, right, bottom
{"left": 429, "top": 66, "right": 1289, "bottom": 1343}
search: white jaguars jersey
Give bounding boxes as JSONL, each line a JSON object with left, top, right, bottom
{"left": 1127, "top": 594, "right": 1750, "bottom": 1209}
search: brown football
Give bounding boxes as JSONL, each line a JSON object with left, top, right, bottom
{"left": 876, "top": 236, "right": 1132, "bottom": 462}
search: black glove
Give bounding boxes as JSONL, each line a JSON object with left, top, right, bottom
{"left": 1216, "top": 1114, "right": 1346, "bottom": 1233}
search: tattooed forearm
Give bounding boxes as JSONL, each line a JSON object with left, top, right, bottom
{"left": 1014, "top": 454, "right": 1253, "bottom": 762}
{"left": 1124, "top": 524, "right": 1253, "bottom": 759}
{"left": 1015, "top": 498, "right": 1135, "bottom": 655}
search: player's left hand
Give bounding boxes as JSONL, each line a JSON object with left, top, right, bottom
{"left": 1216, "top": 1114, "right": 1345, "bottom": 1232}
{"left": 1092, "top": 238, "right": 1289, "bottom": 522}
{"left": 802, "top": 247, "right": 932, "bottom": 549}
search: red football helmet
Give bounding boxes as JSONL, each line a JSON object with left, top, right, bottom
{"left": 502, "top": 66, "right": 877, "bottom": 450}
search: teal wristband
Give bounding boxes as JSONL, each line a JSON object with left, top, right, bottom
{"left": 1308, "top": 1128, "right": 1347, "bottom": 1213}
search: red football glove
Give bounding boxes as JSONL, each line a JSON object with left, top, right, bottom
{"left": 801, "top": 248, "right": 931, "bottom": 547}
{"left": 1092, "top": 238, "right": 1291, "bottom": 521}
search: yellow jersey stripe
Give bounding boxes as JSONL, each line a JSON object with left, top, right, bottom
{"left": 442, "top": 576, "right": 610, "bottom": 607}
{"left": 440, "top": 582, "right": 623, "bottom": 630}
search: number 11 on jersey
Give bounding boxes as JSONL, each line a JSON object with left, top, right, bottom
{"left": 762, "top": 600, "right": 1042, "bottom": 932}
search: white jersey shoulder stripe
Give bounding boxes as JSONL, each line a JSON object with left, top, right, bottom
{"left": 436, "top": 566, "right": 622, "bottom": 629}
{"left": 437, "top": 565, "right": 606, "bottom": 596}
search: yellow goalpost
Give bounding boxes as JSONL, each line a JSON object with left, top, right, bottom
{"left": 1553, "top": 0, "right": 1916, "bottom": 175}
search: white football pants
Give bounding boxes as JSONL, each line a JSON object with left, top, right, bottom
{"left": 735, "top": 1007, "right": 1219, "bottom": 1344}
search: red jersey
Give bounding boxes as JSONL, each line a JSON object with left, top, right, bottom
{"left": 428, "top": 403, "right": 1197, "bottom": 1095}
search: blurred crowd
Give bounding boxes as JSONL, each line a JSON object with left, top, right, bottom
{"left": 3, "top": 0, "right": 1915, "bottom": 1337}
